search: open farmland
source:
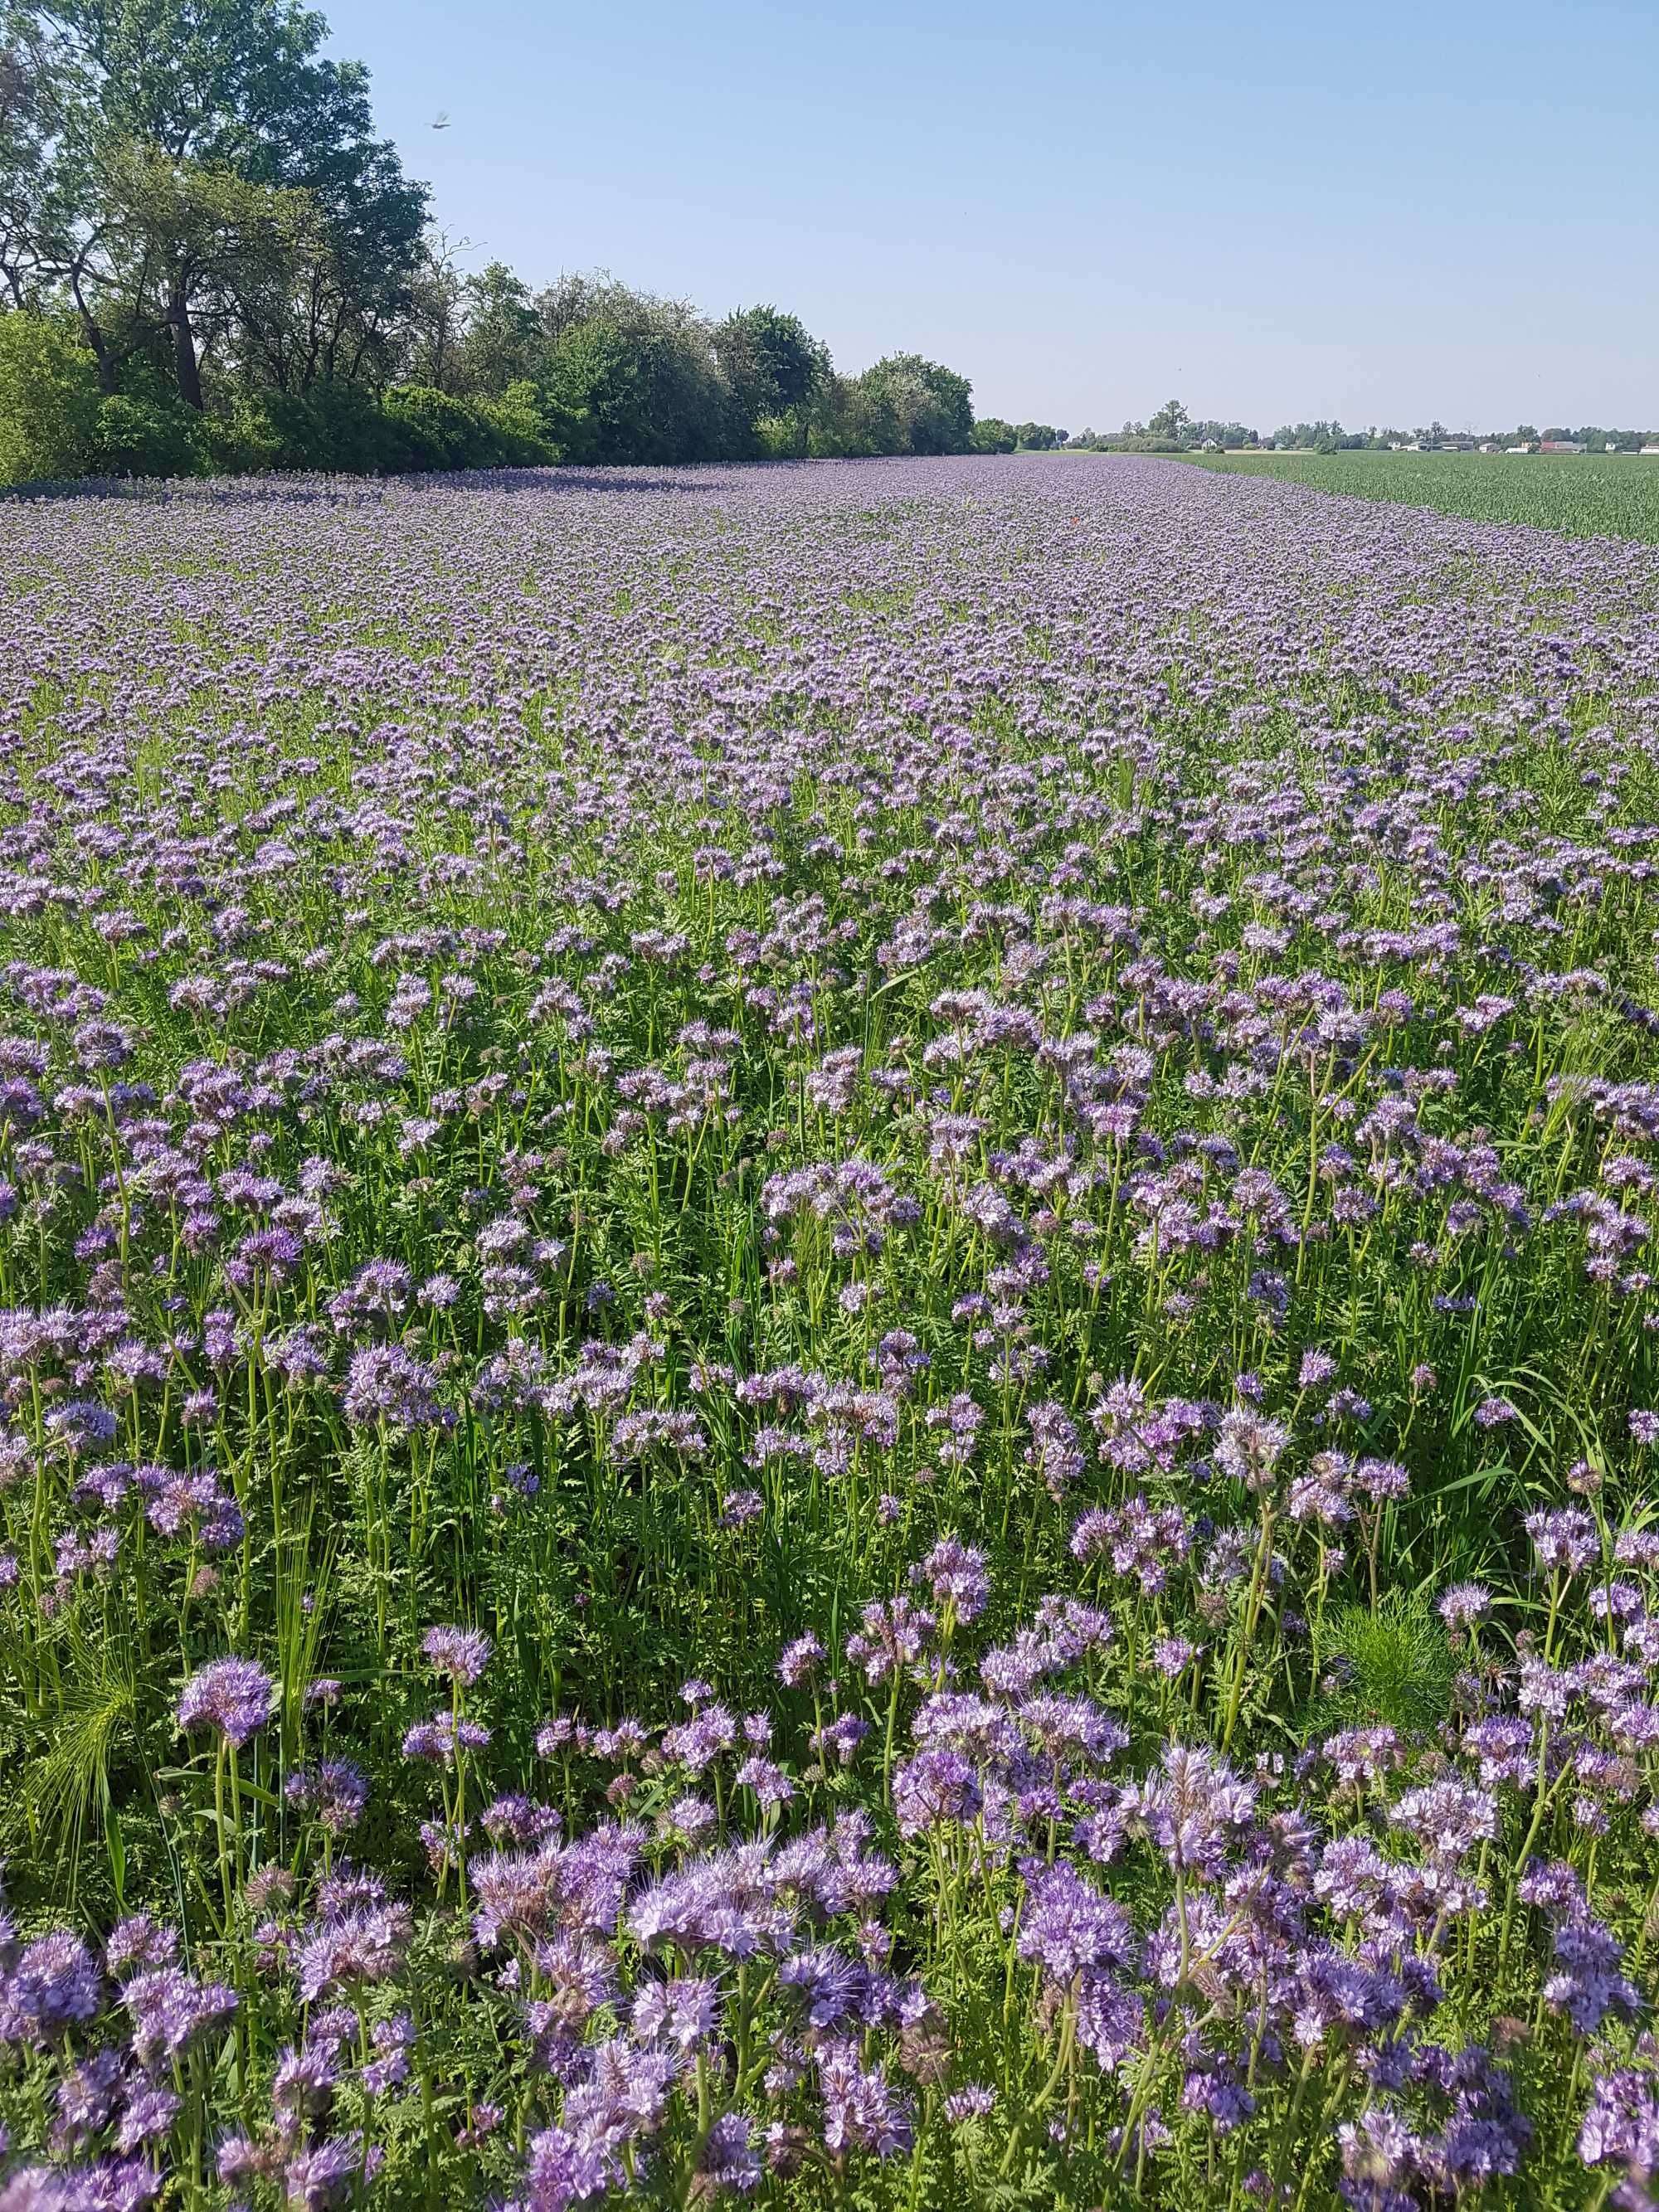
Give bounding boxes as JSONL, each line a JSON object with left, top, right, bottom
{"left": 6, "top": 452, "right": 1659, "bottom": 2205}
{"left": 1181, "top": 445, "right": 1659, "bottom": 545}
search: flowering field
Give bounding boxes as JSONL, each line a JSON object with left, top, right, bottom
{"left": 3, "top": 453, "right": 1659, "bottom": 2209}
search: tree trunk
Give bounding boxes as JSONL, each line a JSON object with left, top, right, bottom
{"left": 169, "top": 275, "right": 203, "bottom": 411}
{"left": 68, "top": 270, "right": 116, "bottom": 395}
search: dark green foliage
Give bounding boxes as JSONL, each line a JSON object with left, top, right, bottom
{"left": 542, "top": 282, "right": 739, "bottom": 464}
{"left": 541, "top": 315, "right": 650, "bottom": 464}
{"left": 472, "top": 379, "right": 560, "bottom": 464}
{"left": 12, "top": 0, "right": 431, "bottom": 411}
{"left": 806, "top": 352, "right": 975, "bottom": 459}
{"left": 456, "top": 260, "right": 542, "bottom": 396}
{"left": 713, "top": 303, "right": 827, "bottom": 452}
{"left": 971, "top": 417, "right": 1018, "bottom": 453}
{"left": 215, "top": 377, "right": 408, "bottom": 470}
{"left": 91, "top": 389, "right": 206, "bottom": 474}
{"left": 856, "top": 352, "right": 975, "bottom": 455}
{"left": 382, "top": 382, "right": 499, "bottom": 469}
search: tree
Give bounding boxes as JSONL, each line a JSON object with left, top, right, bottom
{"left": 0, "top": 2, "right": 1024, "bottom": 483}
{"left": 0, "top": 12, "right": 58, "bottom": 304}
{"left": 542, "top": 316, "right": 645, "bottom": 464}
{"left": 241, "top": 132, "right": 424, "bottom": 392}
{"left": 91, "top": 385, "right": 203, "bottom": 470}
{"left": 851, "top": 353, "right": 972, "bottom": 456}
{"left": 474, "top": 377, "right": 560, "bottom": 463}
{"left": 383, "top": 381, "right": 497, "bottom": 468}
{"left": 16, "top": 0, "right": 428, "bottom": 405}
{"left": 1146, "top": 398, "right": 1190, "bottom": 443}
{"left": 396, "top": 227, "right": 468, "bottom": 391}
{"left": 970, "top": 416, "right": 1016, "bottom": 453}
{"left": 713, "top": 304, "right": 825, "bottom": 453}
{"left": 99, "top": 137, "right": 309, "bottom": 405}
{"left": 536, "top": 274, "right": 736, "bottom": 462}
{"left": 456, "top": 258, "right": 540, "bottom": 396}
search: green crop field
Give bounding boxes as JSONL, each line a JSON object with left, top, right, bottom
{"left": 1178, "top": 445, "right": 1659, "bottom": 543}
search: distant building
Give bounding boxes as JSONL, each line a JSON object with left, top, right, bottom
{"left": 1538, "top": 440, "right": 1586, "bottom": 455}
{"left": 1607, "top": 442, "right": 1619, "bottom": 452}
{"left": 1506, "top": 445, "right": 1532, "bottom": 454}
{"left": 1642, "top": 445, "right": 1659, "bottom": 456}
{"left": 1478, "top": 442, "right": 1501, "bottom": 452}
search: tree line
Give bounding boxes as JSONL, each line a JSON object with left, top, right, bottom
{"left": 1260, "top": 421, "right": 1659, "bottom": 453}
{"left": 0, "top": 0, "right": 1044, "bottom": 483}
{"left": 1075, "top": 405, "right": 1659, "bottom": 456}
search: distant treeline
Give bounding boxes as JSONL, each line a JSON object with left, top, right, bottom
{"left": 1080, "top": 406, "right": 1659, "bottom": 455}
{"left": 0, "top": 0, "right": 1069, "bottom": 484}
{"left": 1254, "top": 420, "right": 1659, "bottom": 454}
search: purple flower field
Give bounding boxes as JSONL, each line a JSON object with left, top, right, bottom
{"left": 1, "top": 451, "right": 1658, "bottom": 2206}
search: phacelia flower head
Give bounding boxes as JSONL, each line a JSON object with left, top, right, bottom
{"left": 177, "top": 1656, "right": 277, "bottom": 1748}
{"left": 421, "top": 1624, "right": 493, "bottom": 1687}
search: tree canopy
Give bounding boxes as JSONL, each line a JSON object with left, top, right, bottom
{"left": 0, "top": 0, "right": 1001, "bottom": 479}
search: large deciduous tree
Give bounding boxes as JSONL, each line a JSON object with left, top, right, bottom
{"left": 455, "top": 259, "right": 541, "bottom": 396}
{"left": 844, "top": 353, "right": 974, "bottom": 458}
{"left": 713, "top": 304, "right": 826, "bottom": 453}
{"left": 536, "top": 273, "right": 735, "bottom": 464}
{"left": 17, "top": 0, "right": 426, "bottom": 403}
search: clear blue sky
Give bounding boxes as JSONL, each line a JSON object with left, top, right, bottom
{"left": 324, "top": 0, "right": 1658, "bottom": 434}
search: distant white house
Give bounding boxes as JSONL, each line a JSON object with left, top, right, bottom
{"left": 1478, "top": 442, "right": 1501, "bottom": 452}
{"left": 1506, "top": 445, "right": 1532, "bottom": 454}
{"left": 1642, "top": 445, "right": 1659, "bottom": 456}
{"left": 1607, "top": 441, "right": 1619, "bottom": 452}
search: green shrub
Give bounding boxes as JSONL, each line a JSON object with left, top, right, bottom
{"left": 542, "top": 321, "right": 645, "bottom": 465}
{"left": 971, "top": 417, "right": 1018, "bottom": 454}
{"left": 750, "top": 414, "right": 800, "bottom": 459}
{"left": 92, "top": 394, "right": 207, "bottom": 479}
{"left": 471, "top": 381, "right": 558, "bottom": 465}
{"left": 201, "top": 399, "right": 286, "bottom": 475}
{"left": 220, "top": 385, "right": 411, "bottom": 474}
{"left": 382, "top": 383, "right": 500, "bottom": 469}
{"left": 0, "top": 313, "right": 100, "bottom": 484}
